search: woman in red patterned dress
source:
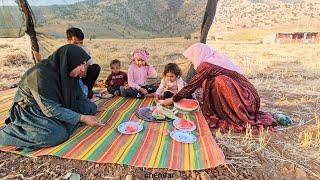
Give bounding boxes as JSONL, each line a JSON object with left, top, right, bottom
{"left": 161, "top": 43, "right": 276, "bottom": 133}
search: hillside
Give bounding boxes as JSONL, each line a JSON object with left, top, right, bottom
{"left": 1, "top": 0, "right": 319, "bottom": 38}
{"left": 32, "top": 0, "right": 207, "bottom": 38}
{"left": 214, "top": 0, "right": 320, "bottom": 31}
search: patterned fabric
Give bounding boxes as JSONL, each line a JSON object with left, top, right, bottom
{"left": 0, "top": 91, "right": 225, "bottom": 170}
{"left": 173, "top": 62, "right": 276, "bottom": 133}
{"left": 131, "top": 49, "right": 149, "bottom": 62}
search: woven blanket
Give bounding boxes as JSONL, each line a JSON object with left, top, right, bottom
{"left": 0, "top": 89, "right": 225, "bottom": 170}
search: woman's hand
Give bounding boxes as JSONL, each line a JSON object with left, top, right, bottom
{"left": 80, "top": 115, "right": 104, "bottom": 127}
{"left": 159, "top": 98, "right": 174, "bottom": 106}
{"left": 140, "top": 88, "right": 148, "bottom": 95}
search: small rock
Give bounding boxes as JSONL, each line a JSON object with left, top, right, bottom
{"left": 200, "top": 171, "right": 211, "bottom": 180}
{"left": 239, "top": 175, "right": 245, "bottom": 180}
{"left": 94, "top": 164, "right": 100, "bottom": 168}
{"left": 213, "top": 171, "right": 218, "bottom": 176}
{"left": 295, "top": 168, "right": 308, "bottom": 180}
{"left": 62, "top": 172, "right": 81, "bottom": 180}
{"left": 282, "top": 167, "right": 289, "bottom": 174}
{"left": 252, "top": 174, "right": 258, "bottom": 179}
{"left": 192, "top": 172, "right": 198, "bottom": 179}
{"left": 243, "top": 171, "right": 250, "bottom": 178}
{"left": 125, "top": 174, "right": 133, "bottom": 180}
{"left": 287, "top": 163, "right": 295, "bottom": 172}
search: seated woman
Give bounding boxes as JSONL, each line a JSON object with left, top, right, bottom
{"left": 161, "top": 43, "right": 276, "bottom": 133}
{"left": 0, "top": 44, "right": 103, "bottom": 152}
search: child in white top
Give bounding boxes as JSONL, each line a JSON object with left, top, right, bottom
{"left": 155, "top": 63, "right": 186, "bottom": 100}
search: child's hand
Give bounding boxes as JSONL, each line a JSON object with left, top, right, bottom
{"left": 109, "top": 80, "right": 114, "bottom": 86}
{"left": 101, "top": 91, "right": 109, "bottom": 96}
{"left": 140, "top": 88, "right": 148, "bottom": 95}
{"left": 159, "top": 98, "right": 174, "bottom": 106}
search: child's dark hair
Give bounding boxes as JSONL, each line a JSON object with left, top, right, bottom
{"left": 66, "top": 27, "right": 84, "bottom": 40}
{"left": 163, "top": 63, "right": 182, "bottom": 77}
{"left": 110, "top": 59, "right": 121, "bottom": 67}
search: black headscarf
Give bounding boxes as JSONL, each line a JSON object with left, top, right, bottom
{"left": 16, "top": 44, "right": 91, "bottom": 111}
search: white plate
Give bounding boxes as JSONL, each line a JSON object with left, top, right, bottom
{"left": 173, "top": 118, "right": 196, "bottom": 132}
{"left": 170, "top": 130, "right": 197, "bottom": 144}
{"left": 117, "top": 121, "right": 143, "bottom": 135}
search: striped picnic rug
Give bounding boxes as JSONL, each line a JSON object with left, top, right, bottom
{"left": 0, "top": 89, "right": 225, "bottom": 170}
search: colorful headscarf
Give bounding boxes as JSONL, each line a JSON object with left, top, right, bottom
{"left": 183, "top": 43, "right": 242, "bottom": 73}
{"left": 131, "top": 49, "right": 149, "bottom": 62}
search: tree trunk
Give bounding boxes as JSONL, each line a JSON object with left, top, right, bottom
{"left": 186, "top": 0, "right": 218, "bottom": 82}
{"left": 17, "top": 0, "right": 41, "bottom": 64}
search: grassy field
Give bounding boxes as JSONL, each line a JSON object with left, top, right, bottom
{"left": 0, "top": 36, "right": 32, "bottom": 89}
{"left": 0, "top": 37, "right": 319, "bottom": 179}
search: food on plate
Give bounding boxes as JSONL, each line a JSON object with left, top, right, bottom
{"left": 152, "top": 108, "right": 166, "bottom": 120}
{"left": 126, "top": 125, "right": 138, "bottom": 133}
{"left": 161, "top": 107, "right": 177, "bottom": 119}
{"left": 179, "top": 118, "right": 193, "bottom": 129}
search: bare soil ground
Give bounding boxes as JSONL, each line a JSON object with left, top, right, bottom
{"left": 0, "top": 37, "right": 319, "bottom": 179}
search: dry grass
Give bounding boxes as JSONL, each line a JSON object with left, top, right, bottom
{"left": 207, "top": 41, "right": 320, "bottom": 179}
{"left": 0, "top": 36, "right": 32, "bottom": 90}
{"left": 299, "top": 114, "right": 320, "bottom": 150}
{"left": 1, "top": 36, "right": 320, "bottom": 178}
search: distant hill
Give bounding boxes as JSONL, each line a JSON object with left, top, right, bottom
{"left": 32, "top": 0, "right": 207, "bottom": 38}
{"left": 213, "top": 0, "right": 320, "bottom": 32}
{"left": 1, "top": 0, "right": 319, "bottom": 38}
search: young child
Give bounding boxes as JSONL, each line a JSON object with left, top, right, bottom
{"left": 155, "top": 63, "right": 186, "bottom": 100}
{"left": 120, "top": 49, "right": 158, "bottom": 99}
{"left": 66, "top": 27, "right": 101, "bottom": 101}
{"left": 104, "top": 59, "right": 127, "bottom": 96}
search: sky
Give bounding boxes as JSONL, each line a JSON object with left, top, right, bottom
{"left": 0, "top": 0, "right": 86, "bottom": 6}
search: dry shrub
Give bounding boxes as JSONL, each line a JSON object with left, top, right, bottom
{"left": 3, "top": 52, "right": 30, "bottom": 67}
{"left": 0, "top": 43, "right": 12, "bottom": 49}
{"left": 215, "top": 126, "right": 271, "bottom": 169}
{"left": 299, "top": 114, "right": 320, "bottom": 150}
